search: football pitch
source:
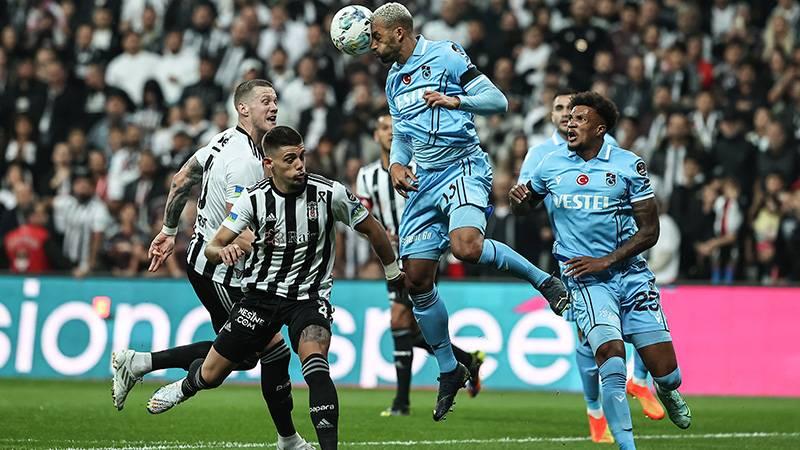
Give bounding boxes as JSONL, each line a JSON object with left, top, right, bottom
{"left": 1, "top": 379, "right": 798, "bottom": 449}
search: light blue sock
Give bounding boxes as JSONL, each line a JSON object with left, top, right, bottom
{"left": 478, "top": 239, "right": 550, "bottom": 287}
{"left": 575, "top": 340, "right": 601, "bottom": 411}
{"left": 653, "top": 367, "right": 682, "bottom": 391}
{"left": 410, "top": 286, "right": 457, "bottom": 373}
{"left": 632, "top": 350, "right": 648, "bottom": 381}
{"left": 599, "top": 356, "right": 636, "bottom": 450}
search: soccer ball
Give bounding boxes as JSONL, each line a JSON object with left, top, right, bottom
{"left": 330, "top": 5, "right": 373, "bottom": 56}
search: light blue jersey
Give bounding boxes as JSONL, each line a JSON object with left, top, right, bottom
{"left": 386, "top": 36, "right": 484, "bottom": 170}
{"left": 530, "top": 140, "right": 670, "bottom": 352}
{"left": 518, "top": 131, "right": 618, "bottom": 185}
{"left": 529, "top": 141, "right": 653, "bottom": 262}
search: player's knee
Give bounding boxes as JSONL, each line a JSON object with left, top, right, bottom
{"left": 593, "top": 340, "right": 625, "bottom": 365}
{"left": 450, "top": 237, "right": 483, "bottom": 263}
{"left": 405, "top": 273, "right": 434, "bottom": 294}
{"left": 654, "top": 367, "right": 682, "bottom": 391}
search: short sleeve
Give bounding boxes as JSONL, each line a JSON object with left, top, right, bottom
{"left": 224, "top": 158, "right": 251, "bottom": 204}
{"left": 518, "top": 147, "right": 542, "bottom": 185}
{"left": 528, "top": 157, "right": 548, "bottom": 196}
{"left": 193, "top": 141, "right": 213, "bottom": 167}
{"left": 443, "top": 41, "right": 482, "bottom": 88}
{"left": 628, "top": 158, "right": 655, "bottom": 203}
{"left": 332, "top": 182, "right": 369, "bottom": 228}
{"left": 222, "top": 193, "right": 254, "bottom": 234}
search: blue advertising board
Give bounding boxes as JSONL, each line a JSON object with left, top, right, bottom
{"left": 0, "top": 276, "right": 587, "bottom": 391}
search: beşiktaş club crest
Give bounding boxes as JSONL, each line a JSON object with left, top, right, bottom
{"left": 605, "top": 172, "right": 617, "bottom": 186}
{"left": 421, "top": 65, "right": 431, "bottom": 79}
{"left": 307, "top": 201, "right": 318, "bottom": 221}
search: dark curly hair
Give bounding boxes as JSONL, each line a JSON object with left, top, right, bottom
{"left": 569, "top": 91, "right": 620, "bottom": 132}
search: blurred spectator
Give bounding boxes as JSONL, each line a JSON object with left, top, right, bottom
{"left": 71, "top": 24, "right": 105, "bottom": 79}
{"left": 649, "top": 112, "right": 704, "bottom": 204}
{"left": 2, "top": 200, "right": 62, "bottom": 273}
{"left": 37, "top": 141, "right": 71, "bottom": 197}
{"left": 89, "top": 7, "right": 117, "bottom": 55}
{"left": 6, "top": 57, "right": 47, "bottom": 126}
{"left": 613, "top": 55, "right": 651, "bottom": 120}
{"left": 182, "top": 2, "right": 228, "bottom": 61}
{"left": 654, "top": 42, "right": 699, "bottom": 108}
{"left": 106, "top": 125, "right": 141, "bottom": 202}
{"left": 257, "top": 4, "right": 306, "bottom": 66}
{"left": 214, "top": 17, "right": 257, "bottom": 93}
{"left": 775, "top": 189, "right": 800, "bottom": 281}
{"left": 82, "top": 63, "right": 128, "bottom": 129}
{"left": 422, "top": 0, "right": 470, "bottom": 46}
{"left": 87, "top": 149, "right": 108, "bottom": 201}
{"left": 182, "top": 95, "right": 210, "bottom": 143}
{"left": 282, "top": 56, "right": 333, "bottom": 128}
{"left": 105, "top": 31, "right": 159, "bottom": 106}
{"left": 53, "top": 173, "right": 110, "bottom": 277}
{"left": 156, "top": 30, "right": 199, "bottom": 106}
{"left": 643, "top": 85, "right": 673, "bottom": 159}
{"left": 609, "top": 1, "right": 640, "bottom": 73}
{"left": 181, "top": 56, "right": 224, "bottom": 119}
{"left": 690, "top": 90, "right": 720, "bottom": 151}
{"left": 38, "top": 59, "right": 85, "bottom": 151}
{"left": 160, "top": 129, "right": 193, "bottom": 171}
{"left": 751, "top": 185, "right": 783, "bottom": 283}
{"left": 762, "top": 14, "right": 795, "bottom": 60}
{"left": 711, "top": 0, "right": 738, "bottom": 41}
{"left": 0, "top": 182, "right": 35, "bottom": 238}
{"left": 103, "top": 202, "right": 148, "bottom": 277}
{"left": 137, "top": 5, "right": 163, "bottom": 53}
{"left": 299, "top": 81, "right": 340, "bottom": 152}
{"left": 88, "top": 92, "right": 129, "bottom": 151}
{"left": 647, "top": 201, "right": 681, "bottom": 285}
{"left": 514, "top": 26, "right": 550, "bottom": 90}
{"left": 554, "top": 0, "right": 611, "bottom": 90}
{"left": 757, "top": 120, "right": 798, "bottom": 186}
{"left": 131, "top": 80, "right": 166, "bottom": 149}
{"left": 265, "top": 47, "right": 294, "bottom": 94}
{"left": 123, "top": 150, "right": 163, "bottom": 230}
{"left": 5, "top": 114, "right": 37, "bottom": 167}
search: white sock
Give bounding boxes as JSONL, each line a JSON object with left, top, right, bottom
{"left": 587, "top": 407, "right": 604, "bottom": 419}
{"left": 278, "top": 433, "right": 302, "bottom": 445}
{"left": 632, "top": 376, "right": 648, "bottom": 387}
{"left": 130, "top": 352, "right": 152, "bottom": 377}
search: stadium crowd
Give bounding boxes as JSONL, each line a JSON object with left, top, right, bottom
{"left": 0, "top": 0, "right": 799, "bottom": 284}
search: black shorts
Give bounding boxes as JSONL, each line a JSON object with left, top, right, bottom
{"left": 187, "top": 269, "right": 245, "bottom": 333}
{"left": 213, "top": 291, "right": 334, "bottom": 362}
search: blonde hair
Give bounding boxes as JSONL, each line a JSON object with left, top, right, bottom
{"left": 372, "top": 2, "right": 413, "bottom": 31}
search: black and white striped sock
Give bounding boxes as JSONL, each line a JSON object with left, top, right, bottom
{"left": 302, "top": 353, "right": 338, "bottom": 450}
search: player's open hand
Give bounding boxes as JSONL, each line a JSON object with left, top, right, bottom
{"left": 148, "top": 232, "right": 176, "bottom": 272}
{"left": 423, "top": 90, "right": 460, "bottom": 109}
{"left": 390, "top": 163, "right": 418, "bottom": 198}
{"left": 508, "top": 183, "right": 532, "bottom": 206}
{"left": 220, "top": 243, "right": 246, "bottom": 266}
{"left": 563, "top": 256, "right": 612, "bottom": 278}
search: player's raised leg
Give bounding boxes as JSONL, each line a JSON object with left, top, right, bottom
{"left": 627, "top": 349, "right": 665, "bottom": 420}
{"left": 635, "top": 340, "right": 691, "bottom": 429}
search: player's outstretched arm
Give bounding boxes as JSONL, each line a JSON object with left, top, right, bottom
{"left": 355, "top": 214, "right": 404, "bottom": 287}
{"left": 148, "top": 157, "right": 204, "bottom": 271}
{"left": 565, "top": 197, "right": 660, "bottom": 278}
{"left": 204, "top": 226, "right": 246, "bottom": 266}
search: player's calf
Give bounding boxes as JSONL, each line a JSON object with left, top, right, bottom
{"left": 261, "top": 341, "right": 297, "bottom": 438}
{"left": 302, "top": 353, "right": 339, "bottom": 450}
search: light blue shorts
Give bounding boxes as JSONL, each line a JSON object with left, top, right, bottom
{"left": 398, "top": 151, "right": 493, "bottom": 260}
{"left": 560, "top": 259, "right": 672, "bottom": 353}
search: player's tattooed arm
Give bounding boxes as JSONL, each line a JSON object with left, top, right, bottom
{"left": 565, "top": 197, "right": 660, "bottom": 277}
{"left": 163, "top": 157, "right": 204, "bottom": 228}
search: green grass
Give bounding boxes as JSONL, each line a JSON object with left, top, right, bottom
{"left": 1, "top": 379, "right": 798, "bottom": 449}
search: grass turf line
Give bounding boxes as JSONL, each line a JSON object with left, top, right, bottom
{"left": 1, "top": 379, "right": 798, "bottom": 449}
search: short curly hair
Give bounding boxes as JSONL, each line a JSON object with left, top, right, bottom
{"left": 569, "top": 91, "right": 619, "bottom": 131}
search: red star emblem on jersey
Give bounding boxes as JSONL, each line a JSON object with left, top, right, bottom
{"left": 576, "top": 174, "right": 589, "bottom": 185}
{"left": 402, "top": 74, "right": 412, "bottom": 84}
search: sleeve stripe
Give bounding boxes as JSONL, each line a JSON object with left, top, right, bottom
{"left": 461, "top": 69, "right": 484, "bottom": 90}
{"left": 630, "top": 193, "right": 655, "bottom": 203}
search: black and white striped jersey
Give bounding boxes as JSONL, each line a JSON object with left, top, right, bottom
{"left": 186, "top": 126, "right": 264, "bottom": 287}
{"left": 355, "top": 160, "right": 406, "bottom": 236}
{"left": 223, "top": 173, "right": 370, "bottom": 301}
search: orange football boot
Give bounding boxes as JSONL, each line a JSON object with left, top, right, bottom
{"left": 587, "top": 413, "right": 614, "bottom": 444}
{"left": 627, "top": 379, "right": 665, "bottom": 420}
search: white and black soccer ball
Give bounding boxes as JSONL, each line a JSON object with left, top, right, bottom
{"left": 330, "top": 5, "right": 373, "bottom": 56}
